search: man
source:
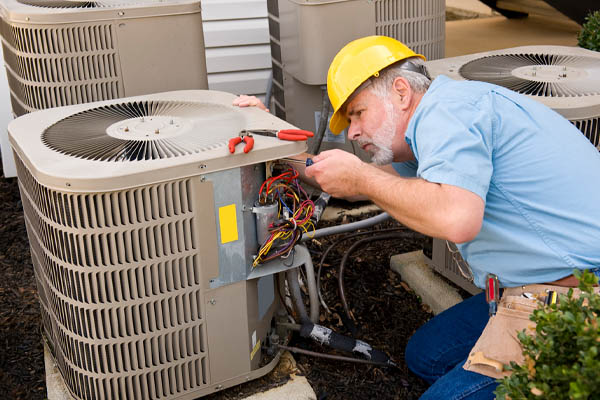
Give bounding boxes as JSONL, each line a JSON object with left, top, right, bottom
{"left": 305, "top": 35, "right": 600, "bottom": 398}
{"left": 237, "top": 36, "right": 600, "bottom": 398}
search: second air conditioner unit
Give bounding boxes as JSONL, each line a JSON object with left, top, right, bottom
{"left": 8, "top": 89, "right": 312, "bottom": 400}
{"left": 425, "top": 45, "right": 600, "bottom": 294}
{"left": 0, "top": 0, "right": 209, "bottom": 116}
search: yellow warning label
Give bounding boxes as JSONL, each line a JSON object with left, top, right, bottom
{"left": 250, "top": 339, "right": 261, "bottom": 361}
{"left": 218, "top": 204, "right": 239, "bottom": 244}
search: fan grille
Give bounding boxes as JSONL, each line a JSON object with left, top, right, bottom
{"left": 42, "top": 100, "right": 240, "bottom": 161}
{"left": 15, "top": 0, "right": 166, "bottom": 8}
{"left": 458, "top": 53, "right": 600, "bottom": 97}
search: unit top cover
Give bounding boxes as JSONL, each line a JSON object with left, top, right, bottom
{"left": 0, "top": 0, "right": 201, "bottom": 23}
{"left": 425, "top": 45, "right": 600, "bottom": 114}
{"left": 9, "top": 90, "right": 306, "bottom": 192}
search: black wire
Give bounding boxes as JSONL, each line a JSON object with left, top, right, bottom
{"left": 277, "top": 344, "right": 395, "bottom": 367}
{"left": 338, "top": 232, "right": 426, "bottom": 327}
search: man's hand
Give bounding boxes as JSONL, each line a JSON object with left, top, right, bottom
{"left": 232, "top": 95, "right": 269, "bottom": 112}
{"left": 305, "top": 149, "right": 370, "bottom": 199}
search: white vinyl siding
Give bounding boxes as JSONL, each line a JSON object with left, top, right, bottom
{"left": 202, "top": 0, "right": 271, "bottom": 100}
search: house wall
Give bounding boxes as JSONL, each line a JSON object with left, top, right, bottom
{"left": 202, "top": 0, "right": 272, "bottom": 101}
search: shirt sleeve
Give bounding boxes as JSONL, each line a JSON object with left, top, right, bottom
{"left": 411, "top": 98, "right": 494, "bottom": 201}
{"left": 392, "top": 160, "right": 418, "bottom": 177}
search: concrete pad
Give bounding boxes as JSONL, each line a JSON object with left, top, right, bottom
{"left": 391, "top": 251, "right": 463, "bottom": 315}
{"left": 44, "top": 343, "right": 71, "bottom": 400}
{"left": 446, "top": 0, "right": 495, "bottom": 16}
{"left": 45, "top": 343, "right": 315, "bottom": 400}
{"left": 446, "top": 14, "right": 581, "bottom": 57}
{"left": 244, "top": 374, "right": 316, "bottom": 400}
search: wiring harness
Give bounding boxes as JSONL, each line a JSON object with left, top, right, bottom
{"left": 253, "top": 167, "right": 315, "bottom": 267}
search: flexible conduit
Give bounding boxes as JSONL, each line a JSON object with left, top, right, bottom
{"left": 301, "top": 212, "right": 391, "bottom": 242}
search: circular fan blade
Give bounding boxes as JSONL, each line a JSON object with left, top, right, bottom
{"left": 458, "top": 53, "right": 600, "bottom": 97}
{"left": 42, "top": 100, "right": 244, "bottom": 161}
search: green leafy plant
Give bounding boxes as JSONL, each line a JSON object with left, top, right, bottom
{"left": 578, "top": 11, "right": 600, "bottom": 51}
{"left": 495, "top": 269, "right": 600, "bottom": 400}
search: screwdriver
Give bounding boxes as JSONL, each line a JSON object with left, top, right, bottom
{"left": 281, "top": 157, "right": 314, "bottom": 167}
{"left": 486, "top": 274, "right": 499, "bottom": 316}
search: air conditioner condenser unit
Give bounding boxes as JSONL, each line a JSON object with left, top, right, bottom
{"left": 8, "top": 89, "right": 312, "bottom": 400}
{"left": 0, "top": 0, "right": 209, "bottom": 116}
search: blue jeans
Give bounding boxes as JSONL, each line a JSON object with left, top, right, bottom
{"left": 405, "top": 293, "right": 499, "bottom": 399}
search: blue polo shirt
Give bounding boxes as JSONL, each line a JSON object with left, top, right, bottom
{"left": 393, "top": 75, "right": 600, "bottom": 288}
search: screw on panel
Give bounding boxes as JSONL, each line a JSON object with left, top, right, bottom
{"left": 215, "top": 385, "right": 223, "bottom": 390}
{"left": 66, "top": 183, "right": 71, "bottom": 187}
{"left": 199, "top": 164, "right": 206, "bottom": 169}
{"left": 155, "top": 129, "right": 160, "bottom": 134}
{"left": 209, "top": 299, "right": 216, "bottom": 305}
{"left": 124, "top": 127, "right": 129, "bottom": 132}
{"left": 118, "top": 11, "right": 125, "bottom": 16}
{"left": 200, "top": 177, "right": 206, "bottom": 182}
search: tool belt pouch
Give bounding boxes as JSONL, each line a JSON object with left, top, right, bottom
{"left": 463, "top": 284, "right": 599, "bottom": 379}
{"left": 463, "top": 293, "right": 536, "bottom": 379}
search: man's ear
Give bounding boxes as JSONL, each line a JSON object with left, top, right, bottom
{"left": 392, "top": 77, "right": 412, "bottom": 111}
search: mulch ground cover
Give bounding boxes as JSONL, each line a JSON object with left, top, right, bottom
{"left": 0, "top": 156, "right": 434, "bottom": 399}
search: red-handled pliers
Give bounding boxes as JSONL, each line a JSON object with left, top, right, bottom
{"left": 241, "top": 129, "right": 314, "bottom": 141}
{"left": 228, "top": 135, "right": 254, "bottom": 154}
{"left": 229, "top": 129, "right": 314, "bottom": 154}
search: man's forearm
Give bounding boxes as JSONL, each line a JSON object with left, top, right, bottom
{"left": 356, "top": 164, "right": 483, "bottom": 242}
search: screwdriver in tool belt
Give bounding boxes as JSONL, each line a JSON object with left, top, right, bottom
{"left": 486, "top": 274, "right": 499, "bottom": 316}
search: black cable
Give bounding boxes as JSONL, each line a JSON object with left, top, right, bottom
{"left": 277, "top": 344, "right": 396, "bottom": 368}
{"left": 338, "top": 232, "right": 426, "bottom": 332}
{"left": 317, "top": 227, "right": 410, "bottom": 313}
{"left": 309, "top": 86, "right": 330, "bottom": 155}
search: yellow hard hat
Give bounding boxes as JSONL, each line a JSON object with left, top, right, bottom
{"left": 327, "top": 36, "right": 425, "bottom": 134}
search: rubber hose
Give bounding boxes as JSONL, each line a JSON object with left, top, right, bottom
{"left": 302, "top": 253, "right": 320, "bottom": 323}
{"left": 286, "top": 268, "right": 309, "bottom": 323}
{"left": 338, "top": 232, "right": 426, "bottom": 327}
{"left": 299, "top": 322, "right": 394, "bottom": 365}
{"left": 301, "top": 212, "right": 391, "bottom": 242}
